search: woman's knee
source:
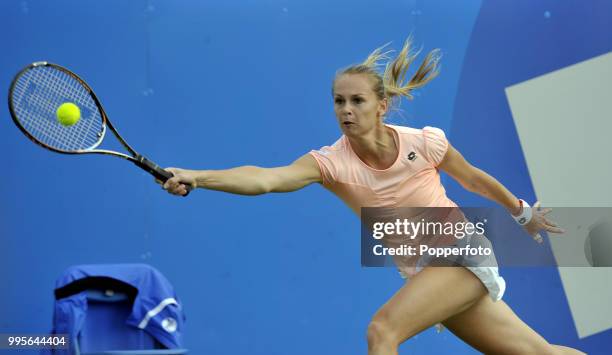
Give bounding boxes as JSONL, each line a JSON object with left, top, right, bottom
{"left": 366, "top": 318, "right": 398, "bottom": 349}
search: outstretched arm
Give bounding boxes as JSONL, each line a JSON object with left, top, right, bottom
{"left": 161, "top": 153, "right": 322, "bottom": 196}
{"left": 438, "top": 145, "right": 521, "bottom": 214}
{"left": 438, "top": 144, "right": 564, "bottom": 242}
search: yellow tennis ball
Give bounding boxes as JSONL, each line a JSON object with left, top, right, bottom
{"left": 56, "top": 102, "right": 81, "bottom": 126}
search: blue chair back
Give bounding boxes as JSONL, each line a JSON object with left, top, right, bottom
{"left": 78, "top": 289, "right": 161, "bottom": 353}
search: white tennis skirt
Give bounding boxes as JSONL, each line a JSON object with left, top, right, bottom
{"left": 397, "top": 233, "right": 507, "bottom": 332}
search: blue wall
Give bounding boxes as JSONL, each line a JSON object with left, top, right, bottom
{"left": 1, "top": 1, "right": 610, "bottom": 354}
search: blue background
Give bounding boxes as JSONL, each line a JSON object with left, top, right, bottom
{"left": 1, "top": 0, "right": 611, "bottom": 354}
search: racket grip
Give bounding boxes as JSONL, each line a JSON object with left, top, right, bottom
{"left": 133, "top": 155, "right": 191, "bottom": 196}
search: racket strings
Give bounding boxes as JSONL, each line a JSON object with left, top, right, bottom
{"left": 18, "top": 74, "right": 87, "bottom": 150}
{"left": 11, "top": 66, "right": 104, "bottom": 152}
{"left": 14, "top": 69, "right": 99, "bottom": 151}
{"left": 35, "top": 68, "right": 96, "bottom": 148}
{"left": 26, "top": 68, "right": 101, "bottom": 150}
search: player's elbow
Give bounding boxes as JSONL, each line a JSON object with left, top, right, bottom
{"left": 261, "top": 171, "right": 293, "bottom": 193}
{"left": 250, "top": 166, "right": 301, "bottom": 195}
{"left": 264, "top": 170, "right": 309, "bottom": 193}
{"left": 243, "top": 166, "right": 274, "bottom": 195}
{"left": 248, "top": 158, "right": 320, "bottom": 194}
{"left": 242, "top": 181, "right": 271, "bottom": 195}
{"left": 257, "top": 179, "right": 274, "bottom": 194}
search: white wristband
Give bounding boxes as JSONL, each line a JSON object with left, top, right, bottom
{"left": 512, "top": 199, "right": 532, "bottom": 225}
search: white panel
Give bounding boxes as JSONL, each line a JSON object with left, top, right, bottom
{"left": 505, "top": 52, "right": 612, "bottom": 338}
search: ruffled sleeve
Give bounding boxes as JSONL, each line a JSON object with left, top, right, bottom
{"left": 423, "top": 126, "right": 449, "bottom": 167}
{"left": 309, "top": 145, "right": 339, "bottom": 185}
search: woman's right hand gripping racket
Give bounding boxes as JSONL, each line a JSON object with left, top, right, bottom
{"left": 8, "top": 61, "right": 191, "bottom": 196}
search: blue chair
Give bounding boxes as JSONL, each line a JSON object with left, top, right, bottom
{"left": 74, "top": 288, "right": 187, "bottom": 355}
{"left": 49, "top": 265, "right": 188, "bottom": 355}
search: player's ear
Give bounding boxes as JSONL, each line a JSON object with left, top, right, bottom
{"left": 377, "top": 98, "right": 388, "bottom": 119}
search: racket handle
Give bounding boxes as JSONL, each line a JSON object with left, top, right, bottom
{"left": 133, "top": 155, "right": 191, "bottom": 196}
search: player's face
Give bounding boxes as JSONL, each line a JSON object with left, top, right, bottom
{"left": 333, "top": 74, "right": 386, "bottom": 136}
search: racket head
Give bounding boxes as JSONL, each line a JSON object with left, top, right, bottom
{"left": 8, "top": 62, "right": 107, "bottom": 154}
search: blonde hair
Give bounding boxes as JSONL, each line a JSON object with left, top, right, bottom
{"left": 333, "top": 36, "right": 441, "bottom": 115}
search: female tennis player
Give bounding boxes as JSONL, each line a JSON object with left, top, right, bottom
{"left": 159, "top": 39, "right": 584, "bottom": 355}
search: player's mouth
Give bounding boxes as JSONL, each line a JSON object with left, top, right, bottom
{"left": 343, "top": 121, "right": 355, "bottom": 126}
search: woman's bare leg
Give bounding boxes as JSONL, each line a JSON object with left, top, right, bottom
{"left": 367, "top": 266, "right": 487, "bottom": 355}
{"left": 553, "top": 345, "right": 586, "bottom": 354}
{"left": 442, "top": 293, "right": 586, "bottom": 355}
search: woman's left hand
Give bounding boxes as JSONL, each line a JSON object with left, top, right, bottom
{"left": 523, "top": 201, "right": 566, "bottom": 244}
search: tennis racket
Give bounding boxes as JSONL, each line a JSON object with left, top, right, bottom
{"left": 8, "top": 61, "right": 189, "bottom": 195}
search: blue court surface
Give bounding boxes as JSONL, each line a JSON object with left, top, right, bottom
{"left": 1, "top": 1, "right": 611, "bottom": 354}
